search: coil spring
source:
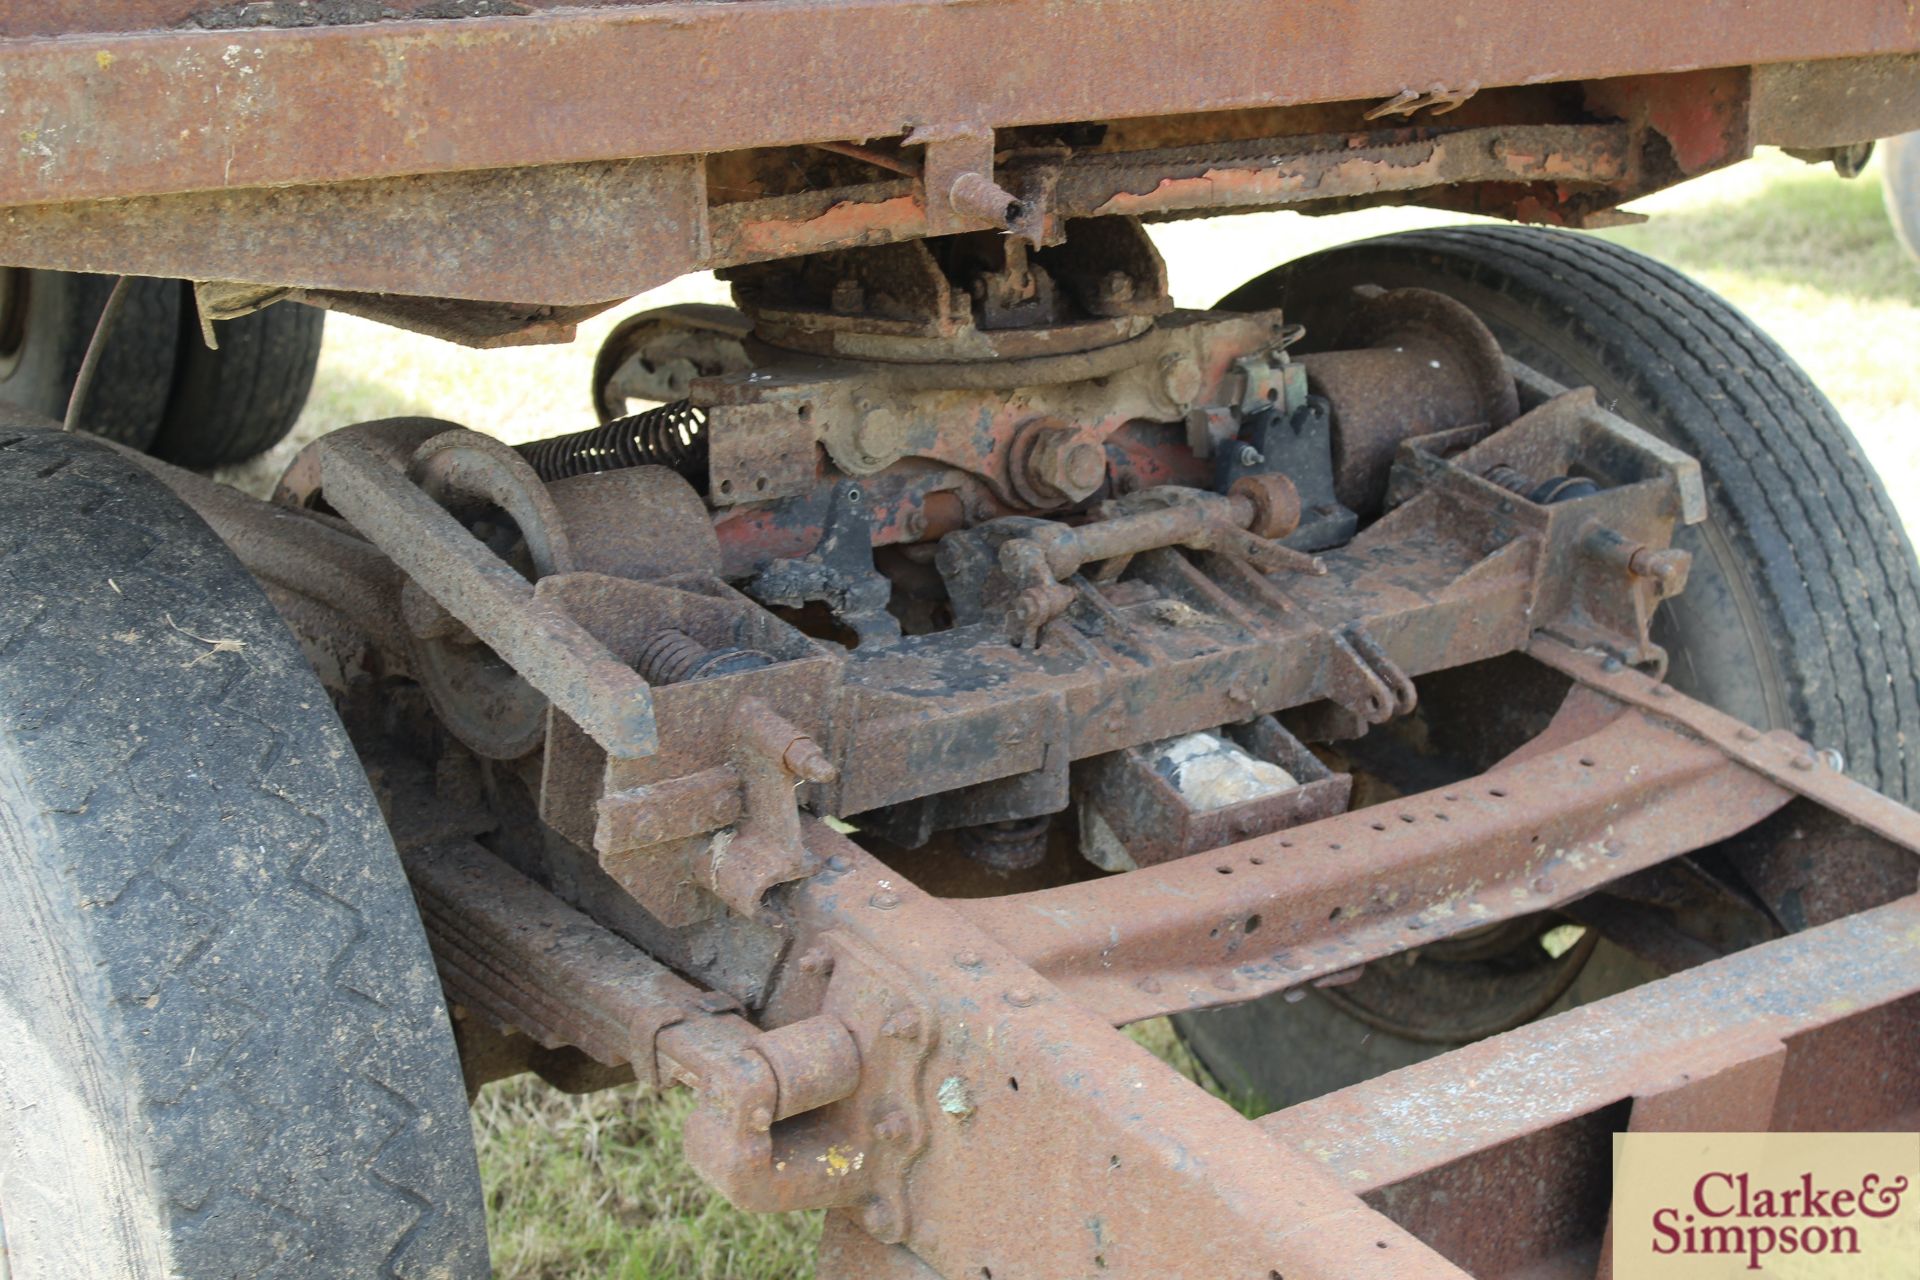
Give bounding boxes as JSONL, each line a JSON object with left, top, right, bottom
{"left": 957, "top": 816, "right": 1052, "bottom": 873}
{"left": 636, "top": 628, "right": 773, "bottom": 686}
{"left": 516, "top": 400, "right": 708, "bottom": 485}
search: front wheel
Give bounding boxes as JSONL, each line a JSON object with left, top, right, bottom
{"left": 0, "top": 425, "right": 487, "bottom": 1277}
{"left": 1178, "top": 225, "right": 1920, "bottom": 1110}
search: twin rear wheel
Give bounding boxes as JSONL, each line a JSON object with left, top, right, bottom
{"left": 1178, "top": 225, "right": 1920, "bottom": 1109}
{"left": 0, "top": 270, "right": 323, "bottom": 469}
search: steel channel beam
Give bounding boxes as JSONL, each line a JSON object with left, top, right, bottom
{"left": 956, "top": 688, "right": 1795, "bottom": 1025}
{"left": 317, "top": 433, "right": 659, "bottom": 757}
{"left": 1531, "top": 634, "right": 1920, "bottom": 851}
{"left": 0, "top": 125, "right": 1626, "bottom": 307}
{"left": 4, "top": 4, "right": 1920, "bottom": 207}
{"left": 789, "top": 824, "right": 1475, "bottom": 1280}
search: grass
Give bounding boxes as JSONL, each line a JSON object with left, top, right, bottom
{"left": 229, "top": 148, "right": 1920, "bottom": 1278}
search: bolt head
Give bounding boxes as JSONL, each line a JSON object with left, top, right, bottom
{"left": 1019, "top": 419, "right": 1107, "bottom": 505}
{"left": 1062, "top": 441, "right": 1107, "bottom": 493}
{"left": 1158, "top": 353, "right": 1204, "bottom": 410}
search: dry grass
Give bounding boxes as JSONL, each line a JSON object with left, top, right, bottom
{"left": 229, "top": 148, "right": 1920, "bottom": 1278}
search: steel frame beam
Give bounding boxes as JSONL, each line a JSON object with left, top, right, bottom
{"left": 1262, "top": 892, "right": 1920, "bottom": 1276}
{"left": 4, "top": 3, "right": 1918, "bottom": 207}
{"left": 398, "top": 632, "right": 1920, "bottom": 1278}
{"left": 756, "top": 645, "right": 1920, "bottom": 1278}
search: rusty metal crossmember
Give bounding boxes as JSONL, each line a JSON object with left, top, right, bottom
{"left": 1264, "top": 891, "right": 1920, "bottom": 1276}
{"left": 317, "top": 432, "right": 661, "bottom": 757}
{"left": 405, "top": 643, "right": 1920, "bottom": 1278}
{"left": 776, "top": 644, "right": 1920, "bottom": 1277}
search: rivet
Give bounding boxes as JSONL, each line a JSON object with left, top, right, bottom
{"left": 1599, "top": 654, "right": 1624, "bottom": 673}
{"left": 861, "top": 1200, "right": 895, "bottom": 1236}
{"left": 1213, "top": 973, "right": 1238, "bottom": 991}
{"left": 1004, "top": 987, "right": 1038, "bottom": 1008}
{"left": 1791, "top": 754, "right": 1816, "bottom": 772}
{"left": 1136, "top": 976, "right": 1162, "bottom": 994}
{"left": 1651, "top": 683, "right": 1673, "bottom": 697}
{"left": 870, "top": 890, "right": 902, "bottom": 911}
{"left": 882, "top": 1011, "right": 923, "bottom": 1040}
{"left": 1736, "top": 726, "right": 1761, "bottom": 742}
{"left": 750, "top": 1106, "right": 773, "bottom": 1132}
{"left": 796, "top": 947, "right": 833, "bottom": 976}
{"left": 954, "top": 949, "right": 983, "bottom": 969}
{"left": 875, "top": 1111, "right": 912, "bottom": 1143}
{"left": 1530, "top": 876, "right": 1553, "bottom": 894}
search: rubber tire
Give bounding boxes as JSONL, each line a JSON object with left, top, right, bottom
{"left": 149, "top": 298, "right": 325, "bottom": 469}
{"left": 1177, "top": 224, "right": 1920, "bottom": 1110}
{"left": 1883, "top": 132, "right": 1920, "bottom": 267}
{"left": 0, "top": 426, "right": 488, "bottom": 1278}
{"left": 0, "top": 270, "right": 179, "bottom": 451}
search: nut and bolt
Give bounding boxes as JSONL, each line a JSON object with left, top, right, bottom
{"left": 1236, "top": 444, "right": 1265, "bottom": 469}
{"left": 854, "top": 406, "right": 906, "bottom": 466}
{"left": 1158, "top": 352, "right": 1204, "bottom": 411}
{"left": 780, "top": 736, "right": 838, "bottom": 784}
{"left": 948, "top": 171, "right": 1025, "bottom": 229}
{"left": 1627, "top": 546, "right": 1692, "bottom": 593}
{"left": 1012, "top": 417, "right": 1108, "bottom": 507}
{"left": 1027, "top": 428, "right": 1108, "bottom": 504}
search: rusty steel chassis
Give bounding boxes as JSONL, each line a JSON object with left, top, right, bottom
{"left": 2, "top": 5, "right": 1919, "bottom": 343}
{"left": 126, "top": 338, "right": 1920, "bottom": 1279}
{"left": 17, "top": 4, "right": 1920, "bottom": 1279}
